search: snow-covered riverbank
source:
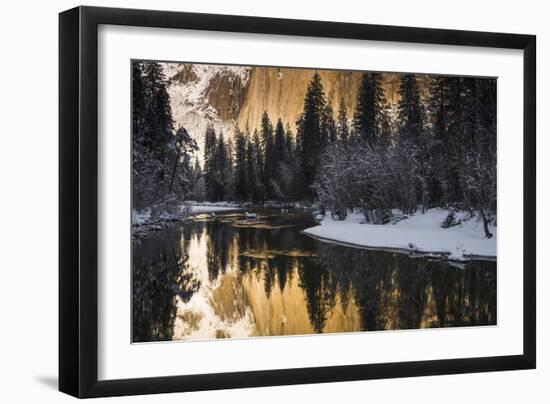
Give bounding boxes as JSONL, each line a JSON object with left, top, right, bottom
{"left": 302, "top": 209, "right": 496, "bottom": 261}
{"left": 132, "top": 202, "right": 243, "bottom": 238}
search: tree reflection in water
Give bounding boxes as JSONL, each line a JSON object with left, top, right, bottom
{"left": 133, "top": 238, "right": 200, "bottom": 342}
{"left": 132, "top": 211, "right": 496, "bottom": 341}
{"left": 314, "top": 246, "right": 496, "bottom": 331}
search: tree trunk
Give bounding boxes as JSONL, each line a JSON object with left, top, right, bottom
{"left": 480, "top": 209, "right": 493, "bottom": 239}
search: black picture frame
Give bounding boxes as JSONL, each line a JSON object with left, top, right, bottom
{"left": 59, "top": 5, "right": 536, "bottom": 398}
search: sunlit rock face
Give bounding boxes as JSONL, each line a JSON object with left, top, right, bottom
{"left": 237, "top": 67, "right": 363, "bottom": 133}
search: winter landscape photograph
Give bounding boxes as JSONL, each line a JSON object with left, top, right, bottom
{"left": 131, "top": 60, "right": 497, "bottom": 343}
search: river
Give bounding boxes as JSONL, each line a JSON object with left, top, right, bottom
{"left": 132, "top": 209, "right": 496, "bottom": 342}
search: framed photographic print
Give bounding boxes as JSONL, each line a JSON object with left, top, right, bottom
{"left": 59, "top": 6, "right": 536, "bottom": 398}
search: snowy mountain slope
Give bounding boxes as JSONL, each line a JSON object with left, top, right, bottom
{"left": 161, "top": 63, "right": 251, "bottom": 159}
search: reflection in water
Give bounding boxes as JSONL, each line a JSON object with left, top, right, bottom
{"left": 132, "top": 210, "right": 496, "bottom": 342}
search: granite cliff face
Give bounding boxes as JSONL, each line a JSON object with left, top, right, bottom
{"left": 161, "top": 63, "right": 250, "bottom": 151}
{"left": 236, "top": 67, "right": 363, "bottom": 133}
{"left": 162, "top": 62, "right": 407, "bottom": 156}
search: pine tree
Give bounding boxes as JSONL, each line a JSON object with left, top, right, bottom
{"left": 216, "top": 133, "right": 231, "bottom": 201}
{"left": 167, "top": 126, "right": 197, "bottom": 196}
{"left": 225, "top": 137, "right": 234, "bottom": 200}
{"left": 245, "top": 138, "right": 259, "bottom": 202}
{"left": 132, "top": 62, "right": 145, "bottom": 142}
{"left": 233, "top": 124, "right": 248, "bottom": 201}
{"left": 132, "top": 61, "right": 147, "bottom": 207}
{"left": 444, "top": 76, "right": 465, "bottom": 203}
{"left": 188, "top": 157, "right": 206, "bottom": 201}
{"left": 428, "top": 76, "right": 448, "bottom": 142}
{"left": 252, "top": 128, "right": 265, "bottom": 201}
{"left": 462, "top": 77, "right": 481, "bottom": 150}
{"left": 285, "top": 123, "right": 294, "bottom": 157}
{"left": 426, "top": 76, "right": 451, "bottom": 205}
{"left": 396, "top": 74, "right": 424, "bottom": 142}
{"left": 321, "top": 103, "right": 337, "bottom": 146}
{"left": 352, "top": 72, "right": 387, "bottom": 146}
{"left": 458, "top": 77, "right": 480, "bottom": 209}
{"left": 203, "top": 124, "right": 218, "bottom": 201}
{"left": 395, "top": 74, "right": 426, "bottom": 213}
{"left": 260, "top": 111, "right": 275, "bottom": 198}
{"left": 296, "top": 72, "right": 326, "bottom": 199}
{"left": 267, "top": 118, "right": 290, "bottom": 200}
{"left": 142, "top": 62, "right": 174, "bottom": 161}
{"left": 378, "top": 104, "right": 393, "bottom": 151}
{"left": 273, "top": 119, "right": 287, "bottom": 173}
{"left": 281, "top": 123, "right": 298, "bottom": 201}
{"left": 337, "top": 99, "right": 350, "bottom": 144}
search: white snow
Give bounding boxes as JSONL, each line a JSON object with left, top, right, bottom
{"left": 132, "top": 208, "right": 151, "bottom": 225}
{"left": 188, "top": 203, "right": 242, "bottom": 214}
{"left": 160, "top": 63, "right": 251, "bottom": 163}
{"left": 132, "top": 202, "right": 242, "bottom": 232}
{"left": 303, "top": 208, "right": 496, "bottom": 261}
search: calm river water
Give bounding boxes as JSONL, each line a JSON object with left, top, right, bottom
{"left": 132, "top": 209, "right": 496, "bottom": 342}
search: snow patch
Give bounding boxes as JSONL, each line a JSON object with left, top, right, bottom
{"left": 132, "top": 208, "right": 151, "bottom": 225}
{"left": 188, "top": 203, "right": 242, "bottom": 214}
{"left": 132, "top": 202, "right": 242, "bottom": 239}
{"left": 303, "top": 208, "right": 496, "bottom": 261}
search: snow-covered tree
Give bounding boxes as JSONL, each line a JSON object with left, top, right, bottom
{"left": 132, "top": 61, "right": 177, "bottom": 209}
{"left": 167, "top": 126, "right": 198, "bottom": 197}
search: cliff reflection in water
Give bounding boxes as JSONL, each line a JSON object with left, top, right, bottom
{"left": 132, "top": 211, "right": 496, "bottom": 342}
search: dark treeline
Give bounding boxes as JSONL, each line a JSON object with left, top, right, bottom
{"left": 133, "top": 62, "right": 496, "bottom": 236}
{"left": 202, "top": 115, "right": 298, "bottom": 203}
